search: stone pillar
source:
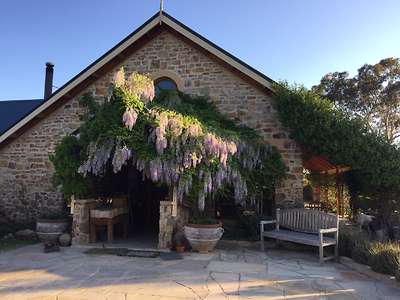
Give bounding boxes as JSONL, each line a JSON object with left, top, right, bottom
{"left": 158, "top": 201, "right": 174, "bottom": 249}
{"left": 158, "top": 201, "right": 189, "bottom": 249}
{"left": 71, "top": 199, "right": 97, "bottom": 245}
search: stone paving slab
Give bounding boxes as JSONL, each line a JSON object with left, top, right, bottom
{"left": 208, "top": 261, "right": 267, "bottom": 274}
{"left": 0, "top": 243, "right": 400, "bottom": 299}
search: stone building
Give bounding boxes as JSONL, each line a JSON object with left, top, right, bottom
{"left": 0, "top": 12, "right": 303, "bottom": 246}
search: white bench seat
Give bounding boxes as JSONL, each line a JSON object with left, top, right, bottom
{"left": 263, "top": 229, "right": 337, "bottom": 247}
{"left": 260, "top": 208, "right": 339, "bottom": 263}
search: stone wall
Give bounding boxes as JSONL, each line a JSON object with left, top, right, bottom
{"left": 0, "top": 28, "right": 302, "bottom": 223}
{"left": 0, "top": 99, "right": 84, "bottom": 222}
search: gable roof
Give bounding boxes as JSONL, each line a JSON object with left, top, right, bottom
{"left": 0, "top": 11, "right": 275, "bottom": 147}
{"left": 0, "top": 99, "right": 43, "bottom": 135}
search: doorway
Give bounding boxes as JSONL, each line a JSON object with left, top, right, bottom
{"left": 91, "top": 164, "right": 169, "bottom": 249}
{"left": 127, "top": 168, "right": 169, "bottom": 246}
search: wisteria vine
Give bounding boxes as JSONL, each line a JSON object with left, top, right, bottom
{"left": 51, "top": 68, "right": 286, "bottom": 212}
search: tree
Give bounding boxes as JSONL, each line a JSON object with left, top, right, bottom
{"left": 313, "top": 58, "right": 400, "bottom": 143}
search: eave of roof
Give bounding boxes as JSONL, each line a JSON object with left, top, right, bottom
{"left": 303, "top": 156, "right": 350, "bottom": 174}
{"left": 0, "top": 11, "right": 276, "bottom": 147}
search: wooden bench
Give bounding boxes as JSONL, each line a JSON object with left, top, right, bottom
{"left": 260, "top": 208, "right": 339, "bottom": 263}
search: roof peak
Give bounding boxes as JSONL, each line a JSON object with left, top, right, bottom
{"left": 0, "top": 10, "right": 274, "bottom": 146}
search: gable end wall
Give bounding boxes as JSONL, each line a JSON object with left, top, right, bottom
{"left": 0, "top": 29, "right": 302, "bottom": 222}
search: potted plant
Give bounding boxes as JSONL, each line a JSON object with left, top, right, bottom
{"left": 184, "top": 215, "right": 224, "bottom": 253}
{"left": 36, "top": 211, "right": 71, "bottom": 243}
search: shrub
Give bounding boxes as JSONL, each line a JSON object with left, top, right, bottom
{"left": 351, "top": 240, "right": 370, "bottom": 265}
{"left": 368, "top": 242, "right": 400, "bottom": 276}
{"left": 338, "top": 230, "right": 356, "bottom": 257}
{"left": 339, "top": 229, "right": 400, "bottom": 279}
{"left": 236, "top": 213, "right": 261, "bottom": 241}
{"left": 220, "top": 213, "right": 261, "bottom": 241}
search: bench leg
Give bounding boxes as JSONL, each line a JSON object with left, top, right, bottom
{"left": 319, "top": 245, "right": 324, "bottom": 264}
{"left": 260, "top": 235, "right": 264, "bottom": 252}
{"left": 260, "top": 223, "right": 265, "bottom": 252}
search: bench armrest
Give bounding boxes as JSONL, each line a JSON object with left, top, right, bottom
{"left": 260, "top": 220, "right": 278, "bottom": 236}
{"left": 319, "top": 228, "right": 338, "bottom": 234}
{"left": 260, "top": 220, "right": 277, "bottom": 225}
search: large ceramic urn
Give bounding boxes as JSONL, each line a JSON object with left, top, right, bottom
{"left": 36, "top": 218, "right": 70, "bottom": 242}
{"left": 184, "top": 223, "right": 224, "bottom": 253}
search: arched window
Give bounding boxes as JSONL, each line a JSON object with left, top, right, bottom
{"left": 155, "top": 77, "right": 178, "bottom": 95}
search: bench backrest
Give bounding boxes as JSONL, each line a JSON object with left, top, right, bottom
{"left": 277, "top": 208, "right": 338, "bottom": 234}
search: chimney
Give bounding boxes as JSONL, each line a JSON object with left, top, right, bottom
{"left": 44, "top": 62, "right": 54, "bottom": 100}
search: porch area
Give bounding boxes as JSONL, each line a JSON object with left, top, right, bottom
{"left": 1, "top": 241, "right": 399, "bottom": 299}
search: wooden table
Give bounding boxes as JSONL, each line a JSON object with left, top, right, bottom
{"left": 90, "top": 214, "right": 128, "bottom": 243}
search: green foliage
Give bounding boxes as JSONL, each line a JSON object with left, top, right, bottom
{"left": 338, "top": 228, "right": 356, "bottom": 257}
{"left": 50, "top": 86, "right": 286, "bottom": 210}
{"left": 274, "top": 83, "right": 400, "bottom": 194}
{"left": 39, "top": 211, "right": 70, "bottom": 220}
{"left": 188, "top": 216, "right": 220, "bottom": 225}
{"left": 339, "top": 229, "right": 400, "bottom": 279}
{"left": 369, "top": 242, "right": 400, "bottom": 276}
{"left": 234, "top": 213, "right": 261, "bottom": 241}
{"left": 49, "top": 135, "right": 91, "bottom": 199}
{"left": 351, "top": 240, "right": 370, "bottom": 265}
{"left": 152, "top": 91, "right": 259, "bottom": 141}
{"left": 221, "top": 212, "right": 264, "bottom": 241}
{"left": 312, "top": 58, "right": 400, "bottom": 143}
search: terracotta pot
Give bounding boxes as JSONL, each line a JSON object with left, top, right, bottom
{"left": 175, "top": 245, "right": 185, "bottom": 253}
{"left": 36, "top": 219, "right": 70, "bottom": 243}
{"left": 184, "top": 223, "right": 224, "bottom": 253}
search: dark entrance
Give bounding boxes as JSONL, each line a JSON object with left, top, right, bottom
{"left": 93, "top": 164, "right": 169, "bottom": 247}
{"left": 127, "top": 168, "right": 169, "bottom": 238}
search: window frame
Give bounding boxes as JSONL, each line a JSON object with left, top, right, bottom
{"left": 154, "top": 77, "right": 178, "bottom": 93}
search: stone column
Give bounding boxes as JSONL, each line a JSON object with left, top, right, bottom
{"left": 158, "top": 201, "right": 189, "bottom": 249}
{"left": 71, "top": 199, "right": 97, "bottom": 245}
{"left": 158, "top": 201, "right": 174, "bottom": 249}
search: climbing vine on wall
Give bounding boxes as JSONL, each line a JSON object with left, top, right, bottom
{"left": 274, "top": 82, "right": 400, "bottom": 194}
{"left": 50, "top": 69, "right": 286, "bottom": 213}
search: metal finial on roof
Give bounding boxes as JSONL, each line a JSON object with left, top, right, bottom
{"left": 159, "top": 0, "right": 164, "bottom": 24}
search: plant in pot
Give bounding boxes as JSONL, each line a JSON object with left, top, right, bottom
{"left": 36, "top": 210, "right": 71, "bottom": 243}
{"left": 184, "top": 214, "right": 224, "bottom": 253}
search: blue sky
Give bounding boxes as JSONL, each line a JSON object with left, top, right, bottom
{"left": 0, "top": 0, "right": 399, "bottom": 100}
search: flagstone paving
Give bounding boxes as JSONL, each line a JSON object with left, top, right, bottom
{"left": 0, "top": 242, "right": 399, "bottom": 299}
